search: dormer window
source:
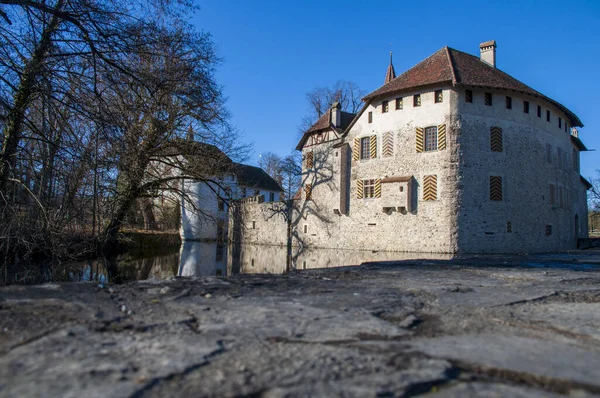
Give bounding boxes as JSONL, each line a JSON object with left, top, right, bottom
{"left": 413, "top": 94, "right": 421, "bottom": 107}
{"left": 382, "top": 100, "right": 389, "bottom": 113}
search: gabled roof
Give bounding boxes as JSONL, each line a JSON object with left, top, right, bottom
{"left": 233, "top": 163, "right": 283, "bottom": 192}
{"left": 296, "top": 108, "right": 355, "bottom": 150}
{"left": 363, "top": 46, "right": 583, "bottom": 127}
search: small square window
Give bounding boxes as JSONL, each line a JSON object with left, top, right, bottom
{"left": 485, "top": 92, "right": 492, "bottom": 106}
{"left": 395, "top": 97, "right": 403, "bottom": 110}
{"left": 558, "top": 117, "right": 562, "bottom": 129}
{"left": 546, "top": 110, "right": 550, "bottom": 122}
{"left": 413, "top": 94, "right": 421, "bottom": 107}
{"left": 537, "top": 105, "right": 541, "bottom": 118}
{"left": 506, "top": 96, "right": 512, "bottom": 109}
{"left": 368, "top": 111, "right": 373, "bottom": 123}
{"left": 382, "top": 100, "right": 389, "bottom": 113}
{"left": 523, "top": 101, "right": 529, "bottom": 113}
{"left": 435, "top": 90, "right": 443, "bottom": 103}
{"left": 465, "top": 89, "right": 473, "bottom": 103}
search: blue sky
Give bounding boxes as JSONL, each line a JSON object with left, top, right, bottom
{"left": 192, "top": 0, "right": 600, "bottom": 180}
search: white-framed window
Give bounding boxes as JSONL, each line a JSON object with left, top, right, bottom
{"left": 424, "top": 126, "right": 438, "bottom": 152}
{"left": 360, "top": 136, "right": 371, "bottom": 159}
{"left": 363, "top": 179, "right": 376, "bottom": 198}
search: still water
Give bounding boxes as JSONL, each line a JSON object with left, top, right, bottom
{"left": 73, "top": 242, "right": 453, "bottom": 283}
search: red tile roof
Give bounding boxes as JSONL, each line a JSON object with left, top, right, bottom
{"left": 363, "top": 47, "right": 583, "bottom": 127}
{"left": 296, "top": 108, "right": 355, "bottom": 150}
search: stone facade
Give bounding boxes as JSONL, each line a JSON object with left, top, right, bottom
{"left": 232, "top": 42, "right": 589, "bottom": 254}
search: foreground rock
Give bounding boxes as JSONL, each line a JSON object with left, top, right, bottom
{"left": 1, "top": 252, "right": 600, "bottom": 397}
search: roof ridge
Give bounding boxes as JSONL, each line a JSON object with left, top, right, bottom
{"left": 445, "top": 46, "right": 458, "bottom": 85}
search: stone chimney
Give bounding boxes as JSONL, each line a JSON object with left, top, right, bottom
{"left": 479, "top": 40, "right": 497, "bottom": 68}
{"left": 331, "top": 101, "right": 341, "bottom": 128}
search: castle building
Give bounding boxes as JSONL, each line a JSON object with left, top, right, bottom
{"left": 288, "top": 41, "right": 589, "bottom": 253}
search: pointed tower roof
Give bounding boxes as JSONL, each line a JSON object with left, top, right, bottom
{"left": 384, "top": 51, "right": 396, "bottom": 84}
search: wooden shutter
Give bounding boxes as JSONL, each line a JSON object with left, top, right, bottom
{"left": 382, "top": 132, "right": 393, "bottom": 157}
{"left": 416, "top": 127, "right": 424, "bottom": 153}
{"left": 305, "top": 151, "right": 314, "bottom": 168}
{"left": 356, "top": 179, "right": 364, "bottom": 199}
{"left": 374, "top": 179, "right": 381, "bottom": 198}
{"left": 370, "top": 135, "right": 377, "bottom": 158}
{"left": 490, "top": 176, "right": 503, "bottom": 201}
{"left": 304, "top": 184, "right": 312, "bottom": 200}
{"left": 423, "top": 175, "right": 437, "bottom": 201}
{"left": 353, "top": 138, "right": 360, "bottom": 161}
{"left": 437, "top": 124, "right": 446, "bottom": 150}
{"left": 490, "top": 127, "right": 502, "bottom": 152}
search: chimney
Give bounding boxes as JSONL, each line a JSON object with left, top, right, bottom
{"left": 479, "top": 40, "right": 497, "bottom": 68}
{"left": 331, "top": 101, "right": 341, "bottom": 128}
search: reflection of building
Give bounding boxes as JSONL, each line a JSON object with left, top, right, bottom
{"left": 236, "top": 41, "right": 590, "bottom": 254}
{"left": 179, "top": 143, "right": 283, "bottom": 242}
{"left": 178, "top": 241, "right": 227, "bottom": 276}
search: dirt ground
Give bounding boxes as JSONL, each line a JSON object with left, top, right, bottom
{"left": 1, "top": 250, "right": 600, "bottom": 397}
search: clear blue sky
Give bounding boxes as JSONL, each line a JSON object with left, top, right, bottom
{"left": 192, "top": 0, "right": 600, "bottom": 180}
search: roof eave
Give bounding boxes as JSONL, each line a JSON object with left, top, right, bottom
{"left": 571, "top": 135, "right": 590, "bottom": 151}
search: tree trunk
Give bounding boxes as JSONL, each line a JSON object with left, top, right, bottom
{"left": 0, "top": 0, "right": 63, "bottom": 193}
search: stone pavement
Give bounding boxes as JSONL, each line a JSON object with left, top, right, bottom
{"left": 1, "top": 251, "right": 600, "bottom": 397}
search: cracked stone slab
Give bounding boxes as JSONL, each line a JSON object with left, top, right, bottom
{"left": 0, "top": 323, "right": 223, "bottom": 398}
{"left": 410, "top": 334, "right": 600, "bottom": 391}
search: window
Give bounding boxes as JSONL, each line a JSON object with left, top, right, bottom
{"left": 217, "top": 198, "right": 225, "bottom": 211}
{"left": 360, "top": 136, "right": 371, "bottom": 159}
{"left": 506, "top": 96, "right": 512, "bottom": 109}
{"left": 413, "top": 94, "right": 421, "bottom": 107}
{"left": 565, "top": 123, "right": 568, "bottom": 134}
{"left": 242, "top": 187, "right": 247, "bottom": 197}
{"left": 485, "top": 92, "right": 492, "bottom": 106}
{"left": 490, "top": 127, "right": 503, "bottom": 152}
{"left": 435, "top": 90, "right": 443, "bottom": 103}
{"left": 537, "top": 105, "right": 541, "bottom": 118}
{"left": 252, "top": 221, "right": 256, "bottom": 230}
{"left": 546, "top": 110, "right": 550, "bottom": 122}
{"left": 507, "top": 222, "right": 512, "bottom": 233}
{"left": 269, "top": 192, "right": 274, "bottom": 202}
{"left": 558, "top": 117, "right": 562, "bottom": 129}
{"left": 549, "top": 184, "right": 556, "bottom": 205}
{"left": 303, "top": 225, "right": 307, "bottom": 233}
{"left": 396, "top": 97, "right": 403, "bottom": 110}
{"left": 523, "top": 101, "right": 529, "bottom": 113}
{"left": 382, "top": 100, "right": 389, "bottom": 113}
{"left": 545, "top": 144, "right": 552, "bottom": 163}
{"left": 546, "top": 225, "right": 552, "bottom": 236}
{"left": 423, "top": 175, "right": 437, "bottom": 201}
{"left": 368, "top": 111, "right": 373, "bottom": 123}
{"left": 304, "top": 184, "right": 312, "bottom": 200}
{"left": 254, "top": 189, "right": 260, "bottom": 196}
{"left": 465, "top": 89, "right": 473, "bottom": 103}
{"left": 490, "top": 176, "right": 503, "bottom": 201}
{"left": 363, "top": 179, "right": 376, "bottom": 198}
{"left": 424, "top": 126, "right": 438, "bottom": 151}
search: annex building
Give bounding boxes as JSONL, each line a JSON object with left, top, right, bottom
{"left": 236, "top": 41, "right": 591, "bottom": 254}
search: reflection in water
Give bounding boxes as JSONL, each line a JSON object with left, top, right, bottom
{"left": 74, "top": 242, "right": 453, "bottom": 282}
